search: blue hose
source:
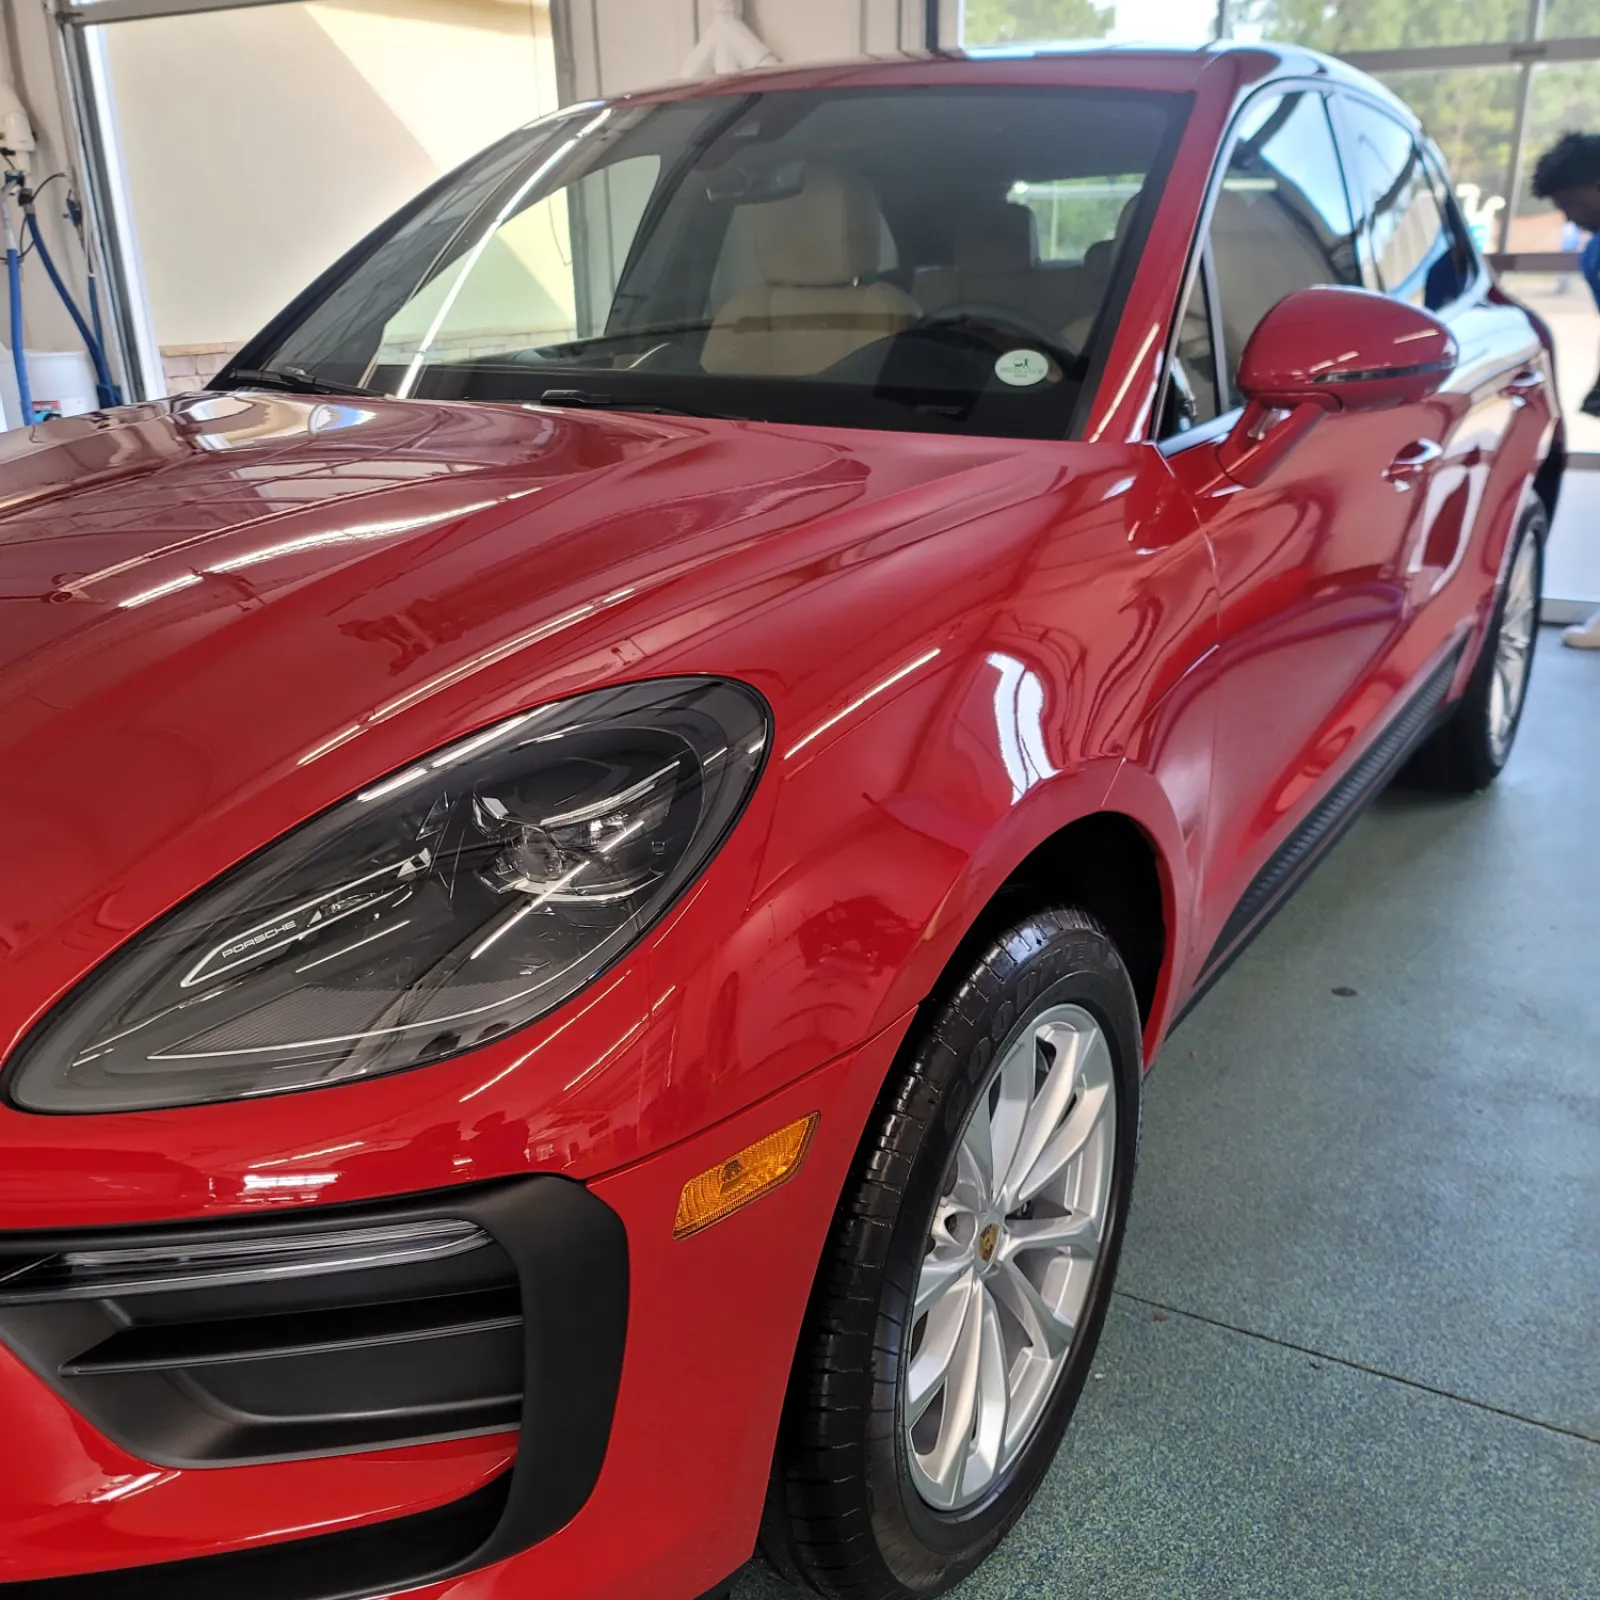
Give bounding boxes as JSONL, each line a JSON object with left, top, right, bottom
{"left": 23, "top": 210, "right": 122, "bottom": 408}
{"left": 6, "top": 240, "right": 33, "bottom": 426}
{"left": 67, "top": 193, "right": 113, "bottom": 400}
{"left": 86, "top": 267, "right": 108, "bottom": 371}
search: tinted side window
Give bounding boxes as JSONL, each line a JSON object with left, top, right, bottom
{"left": 1342, "top": 100, "right": 1461, "bottom": 310}
{"left": 1209, "top": 92, "right": 1361, "bottom": 393}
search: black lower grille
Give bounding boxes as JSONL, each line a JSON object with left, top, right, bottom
{"left": 4, "top": 1475, "right": 511, "bottom": 1600}
{"left": 0, "top": 1197, "right": 525, "bottom": 1466}
{"left": 59, "top": 1283, "right": 522, "bottom": 1376}
{"left": 0, "top": 1176, "right": 629, "bottom": 1599}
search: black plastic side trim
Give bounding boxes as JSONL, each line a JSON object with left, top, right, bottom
{"left": 469, "top": 1176, "right": 629, "bottom": 1565}
{"left": 2, "top": 1476, "right": 510, "bottom": 1600}
{"left": 1176, "top": 641, "right": 1464, "bottom": 1025}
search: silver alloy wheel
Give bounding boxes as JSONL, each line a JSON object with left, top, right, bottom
{"left": 1488, "top": 533, "right": 1540, "bottom": 766}
{"left": 903, "top": 1003, "right": 1117, "bottom": 1512}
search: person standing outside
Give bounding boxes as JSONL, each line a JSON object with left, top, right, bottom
{"left": 1532, "top": 132, "right": 1600, "bottom": 648}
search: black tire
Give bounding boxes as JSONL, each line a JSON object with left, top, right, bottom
{"left": 762, "top": 909, "right": 1143, "bottom": 1600}
{"left": 1402, "top": 501, "right": 1545, "bottom": 793}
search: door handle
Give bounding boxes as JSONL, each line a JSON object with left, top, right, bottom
{"left": 1502, "top": 368, "right": 1544, "bottom": 405}
{"left": 1383, "top": 438, "right": 1443, "bottom": 490}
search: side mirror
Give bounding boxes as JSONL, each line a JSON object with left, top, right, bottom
{"left": 1238, "top": 284, "right": 1457, "bottom": 412}
{"left": 1219, "top": 286, "right": 1457, "bottom": 487}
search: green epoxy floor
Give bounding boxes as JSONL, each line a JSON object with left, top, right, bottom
{"left": 734, "top": 633, "right": 1600, "bottom": 1600}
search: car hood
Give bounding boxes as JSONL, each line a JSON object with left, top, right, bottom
{"left": 0, "top": 390, "right": 1079, "bottom": 999}
{"left": 0, "top": 390, "right": 1026, "bottom": 718}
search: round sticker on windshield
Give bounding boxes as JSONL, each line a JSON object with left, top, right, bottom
{"left": 994, "top": 349, "right": 1051, "bottom": 387}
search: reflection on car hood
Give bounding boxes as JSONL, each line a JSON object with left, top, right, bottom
{"left": 0, "top": 390, "right": 1007, "bottom": 709}
{"left": 0, "top": 389, "right": 1054, "bottom": 976}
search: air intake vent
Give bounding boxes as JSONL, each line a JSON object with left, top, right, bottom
{"left": 0, "top": 1203, "right": 523, "bottom": 1467}
{"left": 0, "top": 1216, "right": 490, "bottom": 1301}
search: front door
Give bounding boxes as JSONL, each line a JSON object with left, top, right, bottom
{"left": 1161, "top": 88, "right": 1441, "bottom": 978}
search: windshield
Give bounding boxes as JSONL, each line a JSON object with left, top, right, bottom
{"left": 228, "top": 86, "right": 1183, "bottom": 439}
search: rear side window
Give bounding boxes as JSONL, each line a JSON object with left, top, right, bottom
{"left": 1341, "top": 99, "right": 1465, "bottom": 311}
{"left": 1420, "top": 144, "right": 1480, "bottom": 304}
{"left": 1207, "top": 91, "right": 1361, "bottom": 396}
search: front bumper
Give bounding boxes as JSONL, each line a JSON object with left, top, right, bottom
{"left": 0, "top": 1017, "right": 911, "bottom": 1600}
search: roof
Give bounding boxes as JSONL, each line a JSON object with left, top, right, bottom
{"left": 611, "top": 40, "right": 1415, "bottom": 129}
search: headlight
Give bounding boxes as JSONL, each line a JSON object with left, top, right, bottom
{"left": 7, "top": 678, "right": 768, "bottom": 1113}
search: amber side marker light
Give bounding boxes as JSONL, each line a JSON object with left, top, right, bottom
{"left": 673, "top": 1112, "right": 820, "bottom": 1239}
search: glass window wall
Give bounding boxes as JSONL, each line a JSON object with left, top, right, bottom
{"left": 959, "top": 0, "right": 1600, "bottom": 469}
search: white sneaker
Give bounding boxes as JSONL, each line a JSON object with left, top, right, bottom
{"left": 1562, "top": 606, "right": 1600, "bottom": 649}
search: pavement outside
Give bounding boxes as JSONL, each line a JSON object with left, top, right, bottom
{"left": 733, "top": 633, "right": 1600, "bottom": 1600}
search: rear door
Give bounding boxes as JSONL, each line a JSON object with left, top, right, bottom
{"left": 1161, "top": 87, "right": 1437, "bottom": 981}
{"left": 1332, "top": 93, "right": 1551, "bottom": 681}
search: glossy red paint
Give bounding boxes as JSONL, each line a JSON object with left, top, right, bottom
{"left": 0, "top": 44, "right": 1559, "bottom": 1599}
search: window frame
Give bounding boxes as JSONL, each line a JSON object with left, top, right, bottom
{"left": 1155, "top": 78, "right": 1362, "bottom": 454}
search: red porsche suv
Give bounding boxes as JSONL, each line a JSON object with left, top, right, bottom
{"left": 0, "top": 42, "right": 1558, "bottom": 1600}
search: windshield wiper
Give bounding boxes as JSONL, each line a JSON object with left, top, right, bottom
{"left": 221, "top": 365, "right": 382, "bottom": 398}
{"left": 536, "top": 318, "right": 715, "bottom": 353}
{"left": 539, "top": 387, "right": 741, "bottom": 421}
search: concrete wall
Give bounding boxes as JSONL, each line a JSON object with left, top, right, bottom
{"left": 560, "top": 0, "right": 959, "bottom": 100}
{"left": 99, "top": 0, "right": 558, "bottom": 388}
{"left": 0, "top": 0, "right": 954, "bottom": 413}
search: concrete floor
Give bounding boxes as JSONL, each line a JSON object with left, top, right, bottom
{"left": 734, "top": 633, "right": 1600, "bottom": 1600}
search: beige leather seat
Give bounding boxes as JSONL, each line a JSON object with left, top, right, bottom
{"left": 915, "top": 203, "right": 1091, "bottom": 337}
{"left": 915, "top": 203, "right": 1039, "bottom": 314}
{"left": 701, "top": 166, "right": 920, "bottom": 377}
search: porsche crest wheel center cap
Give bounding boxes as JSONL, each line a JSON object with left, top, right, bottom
{"left": 977, "top": 1222, "right": 1000, "bottom": 1264}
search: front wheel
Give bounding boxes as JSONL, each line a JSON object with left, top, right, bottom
{"left": 763, "top": 909, "right": 1143, "bottom": 1599}
{"left": 1403, "top": 501, "right": 1544, "bottom": 793}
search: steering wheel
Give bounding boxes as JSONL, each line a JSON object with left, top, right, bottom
{"left": 915, "top": 302, "right": 1078, "bottom": 364}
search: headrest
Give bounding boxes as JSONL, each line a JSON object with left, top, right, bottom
{"left": 751, "top": 164, "right": 884, "bottom": 287}
{"left": 1113, "top": 193, "right": 1140, "bottom": 249}
{"left": 953, "top": 203, "right": 1038, "bottom": 274}
{"left": 1083, "top": 196, "right": 1141, "bottom": 279}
